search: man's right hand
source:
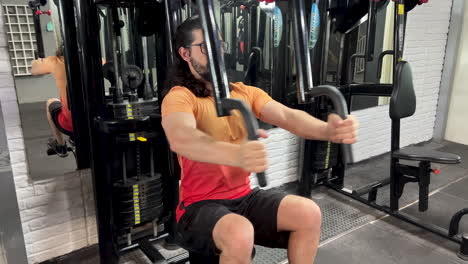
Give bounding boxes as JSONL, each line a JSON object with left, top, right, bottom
{"left": 237, "top": 130, "right": 269, "bottom": 173}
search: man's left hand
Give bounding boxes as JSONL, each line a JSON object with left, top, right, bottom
{"left": 326, "top": 114, "right": 359, "bottom": 144}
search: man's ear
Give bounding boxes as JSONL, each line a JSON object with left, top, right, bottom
{"left": 178, "top": 47, "right": 190, "bottom": 62}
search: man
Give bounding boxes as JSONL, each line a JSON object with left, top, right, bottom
{"left": 31, "top": 45, "right": 73, "bottom": 157}
{"left": 161, "top": 16, "right": 358, "bottom": 264}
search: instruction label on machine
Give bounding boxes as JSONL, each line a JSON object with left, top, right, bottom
{"left": 273, "top": 6, "right": 283, "bottom": 48}
{"left": 308, "top": 3, "right": 320, "bottom": 49}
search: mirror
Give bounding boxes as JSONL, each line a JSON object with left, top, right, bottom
{"left": 4, "top": 0, "right": 75, "bottom": 180}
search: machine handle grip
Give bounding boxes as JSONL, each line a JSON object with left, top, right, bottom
{"left": 222, "top": 98, "right": 267, "bottom": 187}
{"left": 308, "top": 85, "right": 354, "bottom": 165}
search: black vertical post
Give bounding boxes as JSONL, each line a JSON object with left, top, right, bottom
{"left": 29, "top": 6, "right": 45, "bottom": 58}
{"left": 390, "top": 0, "right": 405, "bottom": 212}
{"left": 73, "top": 0, "right": 118, "bottom": 263}
{"left": 390, "top": 120, "right": 400, "bottom": 211}
{"left": 57, "top": 0, "right": 90, "bottom": 169}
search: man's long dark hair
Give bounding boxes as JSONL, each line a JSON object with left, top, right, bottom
{"left": 163, "top": 16, "right": 210, "bottom": 98}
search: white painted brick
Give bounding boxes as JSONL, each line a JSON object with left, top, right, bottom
{"left": 0, "top": 87, "right": 17, "bottom": 102}
{"left": 0, "top": 74, "right": 14, "bottom": 88}
{"left": 89, "top": 235, "right": 98, "bottom": 245}
{"left": 7, "top": 138, "right": 24, "bottom": 152}
{"left": 24, "top": 218, "right": 85, "bottom": 247}
{"left": 24, "top": 189, "right": 83, "bottom": 209}
{"left": 22, "top": 223, "right": 30, "bottom": 236}
{"left": 20, "top": 207, "right": 48, "bottom": 222}
{"left": 28, "top": 243, "right": 74, "bottom": 264}
{"left": 18, "top": 200, "right": 27, "bottom": 211}
{"left": 14, "top": 175, "right": 30, "bottom": 189}
{"left": 30, "top": 233, "right": 70, "bottom": 254}
{"left": 16, "top": 186, "right": 35, "bottom": 200}
{"left": 34, "top": 177, "right": 82, "bottom": 195}
{"left": 9, "top": 150, "right": 26, "bottom": 165}
{"left": 11, "top": 162, "right": 28, "bottom": 176}
{"left": 5, "top": 126, "right": 23, "bottom": 140}
{"left": 28, "top": 207, "right": 85, "bottom": 232}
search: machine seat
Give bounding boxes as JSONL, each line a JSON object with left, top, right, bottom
{"left": 393, "top": 147, "right": 461, "bottom": 164}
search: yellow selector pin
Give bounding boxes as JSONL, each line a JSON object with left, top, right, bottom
{"left": 137, "top": 137, "right": 147, "bottom": 142}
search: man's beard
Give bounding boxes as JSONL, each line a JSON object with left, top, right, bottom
{"left": 191, "top": 58, "right": 211, "bottom": 82}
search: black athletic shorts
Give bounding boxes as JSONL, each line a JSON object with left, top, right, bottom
{"left": 48, "top": 101, "right": 73, "bottom": 137}
{"left": 176, "top": 188, "right": 290, "bottom": 256}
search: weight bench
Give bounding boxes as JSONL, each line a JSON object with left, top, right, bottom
{"left": 387, "top": 61, "right": 461, "bottom": 212}
{"left": 331, "top": 61, "right": 467, "bottom": 259}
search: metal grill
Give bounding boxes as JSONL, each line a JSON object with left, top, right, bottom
{"left": 2, "top": 4, "right": 37, "bottom": 76}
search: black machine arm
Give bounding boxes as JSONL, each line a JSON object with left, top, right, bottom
{"left": 196, "top": 0, "right": 267, "bottom": 187}
{"left": 28, "top": 0, "right": 48, "bottom": 59}
{"left": 292, "top": 0, "right": 354, "bottom": 164}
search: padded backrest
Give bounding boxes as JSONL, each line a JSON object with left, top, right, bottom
{"left": 390, "top": 61, "right": 416, "bottom": 120}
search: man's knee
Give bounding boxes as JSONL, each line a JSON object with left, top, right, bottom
{"left": 213, "top": 214, "right": 254, "bottom": 255}
{"left": 46, "top": 98, "right": 59, "bottom": 108}
{"left": 298, "top": 199, "right": 322, "bottom": 230}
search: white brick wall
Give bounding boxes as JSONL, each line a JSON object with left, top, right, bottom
{"left": 0, "top": 0, "right": 453, "bottom": 262}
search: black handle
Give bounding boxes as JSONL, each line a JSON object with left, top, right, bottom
{"left": 222, "top": 99, "right": 267, "bottom": 187}
{"left": 366, "top": 0, "right": 377, "bottom": 62}
{"left": 197, "top": 0, "right": 267, "bottom": 187}
{"left": 308, "top": 85, "right": 354, "bottom": 165}
{"left": 29, "top": 5, "right": 45, "bottom": 59}
{"left": 377, "top": 50, "right": 394, "bottom": 79}
{"left": 347, "top": 54, "right": 366, "bottom": 84}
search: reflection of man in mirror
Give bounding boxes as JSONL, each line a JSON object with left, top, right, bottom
{"left": 31, "top": 45, "right": 73, "bottom": 157}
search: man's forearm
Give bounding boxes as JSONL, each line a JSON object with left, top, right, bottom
{"left": 170, "top": 127, "right": 241, "bottom": 167}
{"left": 283, "top": 109, "right": 330, "bottom": 141}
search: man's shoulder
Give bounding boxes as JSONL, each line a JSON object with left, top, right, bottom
{"left": 166, "top": 86, "right": 195, "bottom": 96}
{"left": 163, "top": 86, "right": 198, "bottom": 103}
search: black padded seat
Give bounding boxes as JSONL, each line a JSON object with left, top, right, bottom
{"left": 393, "top": 147, "right": 461, "bottom": 164}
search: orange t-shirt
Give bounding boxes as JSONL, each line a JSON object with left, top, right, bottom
{"left": 161, "top": 82, "right": 273, "bottom": 221}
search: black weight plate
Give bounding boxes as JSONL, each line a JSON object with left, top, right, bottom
{"left": 114, "top": 174, "right": 162, "bottom": 188}
{"left": 114, "top": 185, "right": 163, "bottom": 200}
{"left": 114, "top": 179, "right": 162, "bottom": 192}
{"left": 122, "top": 65, "right": 143, "bottom": 89}
{"left": 117, "top": 196, "right": 163, "bottom": 210}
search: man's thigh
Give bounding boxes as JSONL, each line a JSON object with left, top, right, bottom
{"left": 176, "top": 201, "right": 232, "bottom": 256}
{"left": 239, "top": 188, "right": 290, "bottom": 249}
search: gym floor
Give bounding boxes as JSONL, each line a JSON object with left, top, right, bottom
{"left": 39, "top": 140, "right": 468, "bottom": 264}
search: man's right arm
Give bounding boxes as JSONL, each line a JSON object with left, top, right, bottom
{"left": 161, "top": 112, "right": 268, "bottom": 172}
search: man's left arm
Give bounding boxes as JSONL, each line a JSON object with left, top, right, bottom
{"left": 259, "top": 100, "right": 358, "bottom": 144}
{"left": 31, "top": 56, "right": 53, "bottom": 75}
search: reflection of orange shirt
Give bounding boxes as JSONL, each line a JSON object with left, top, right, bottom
{"left": 31, "top": 56, "right": 72, "bottom": 131}
{"left": 161, "top": 82, "right": 273, "bottom": 221}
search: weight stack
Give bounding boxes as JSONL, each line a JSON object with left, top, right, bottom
{"left": 113, "top": 173, "right": 164, "bottom": 228}
{"left": 308, "top": 98, "right": 340, "bottom": 170}
{"left": 108, "top": 98, "right": 158, "bottom": 120}
{"left": 312, "top": 141, "right": 339, "bottom": 170}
